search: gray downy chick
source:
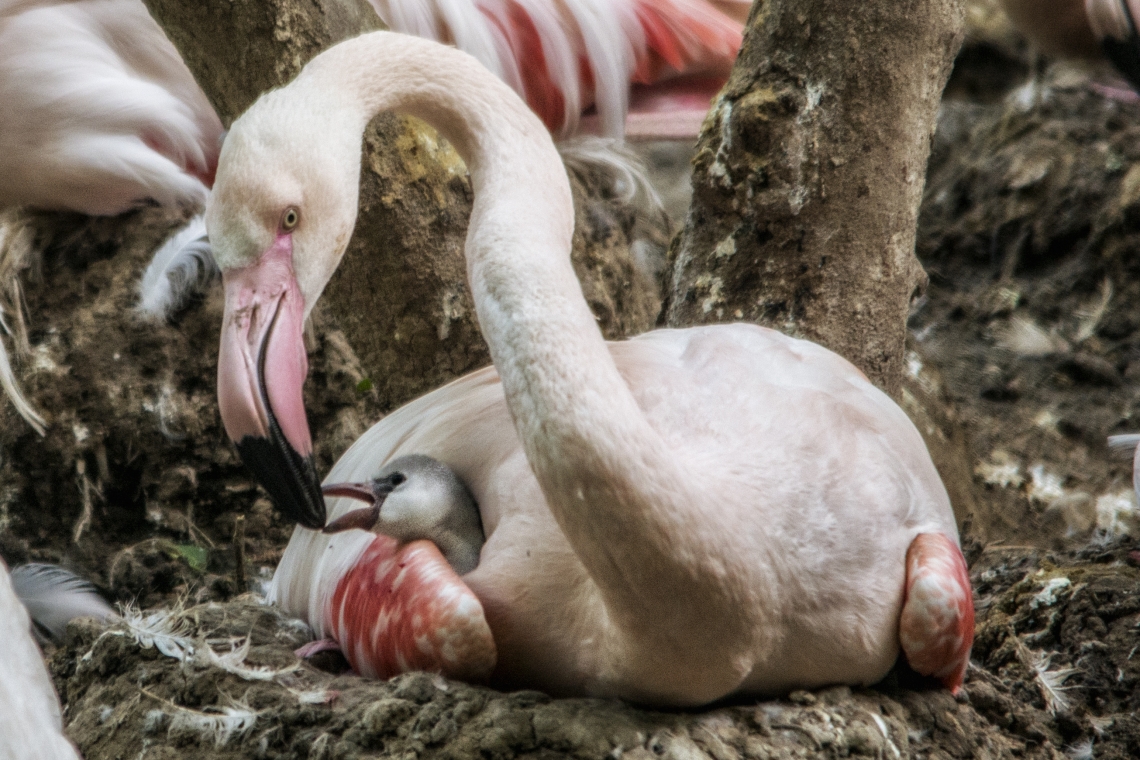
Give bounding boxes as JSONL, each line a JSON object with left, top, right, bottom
{"left": 321, "top": 454, "right": 484, "bottom": 575}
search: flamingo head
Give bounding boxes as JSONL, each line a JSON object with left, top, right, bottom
{"left": 322, "top": 455, "right": 485, "bottom": 575}
{"left": 206, "top": 82, "right": 365, "bottom": 529}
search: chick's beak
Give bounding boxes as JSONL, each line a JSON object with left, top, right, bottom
{"left": 218, "top": 234, "right": 326, "bottom": 529}
{"left": 321, "top": 481, "right": 389, "bottom": 534}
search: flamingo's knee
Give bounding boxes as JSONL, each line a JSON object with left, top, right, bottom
{"left": 898, "top": 532, "right": 974, "bottom": 693}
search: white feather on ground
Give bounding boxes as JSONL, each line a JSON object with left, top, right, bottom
{"left": 137, "top": 214, "right": 218, "bottom": 321}
{"left": 1031, "top": 651, "right": 1080, "bottom": 714}
{"left": 110, "top": 601, "right": 196, "bottom": 662}
{"left": 146, "top": 691, "right": 260, "bottom": 748}
{"left": 198, "top": 636, "right": 301, "bottom": 682}
{"left": 9, "top": 563, "right": 116, "bottom": 643}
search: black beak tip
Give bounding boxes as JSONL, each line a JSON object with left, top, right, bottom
{"left": 236, "top": 435, "right": 327, "bottom": 530}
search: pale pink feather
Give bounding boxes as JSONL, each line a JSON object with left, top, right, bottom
{"left": 366, "top": 0, "right": 743, "bottom": 137}
{"left": 0, "top": 0, "right": 221, "bottom": 215}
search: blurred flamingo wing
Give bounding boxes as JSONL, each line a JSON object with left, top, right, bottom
{"left": 368, "top": 0, "right": 742, "bottom": 137}
{"left": 632, "top": 0, "right": 743, "bottom": 82}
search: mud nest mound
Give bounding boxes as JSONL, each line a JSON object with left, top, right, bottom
{"left": 7, "top": 3, "right": 1140, "bottom": 758}
{"left": 55, "top": 562, "right": 1132, "bottom": 760}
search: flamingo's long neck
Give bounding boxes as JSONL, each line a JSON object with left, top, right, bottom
{"left": 303, "top": 33, "right": 751, "bottom": 666}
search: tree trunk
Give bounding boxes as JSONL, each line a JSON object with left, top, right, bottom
{"left": 665, "top": 0, "right": 965, "bottom": 397}
{"left": 142, "top": 0, "right": 658, "bottom": 410}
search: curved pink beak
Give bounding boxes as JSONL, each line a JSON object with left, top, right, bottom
{"left": 217, "top": 234, "right": 326, "bottom": 529}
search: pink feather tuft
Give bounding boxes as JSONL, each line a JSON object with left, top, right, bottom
{"left": 324, "top": 536, "right": 497, "bottom": 682}
{"left": 367, "top": 0, "right": 743, "bottom": 138}
{"left": 631, "top": 0, "right": 743, "bottom": 83}
{"left": 899, "top": 532, "right": 975, "bottom": 694}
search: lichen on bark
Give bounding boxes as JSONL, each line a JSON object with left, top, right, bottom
{"left": 666, "top": 0, "right": 966, "bottom": 397}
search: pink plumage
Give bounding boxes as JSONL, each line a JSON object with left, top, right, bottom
{"left": 0, "top": 0, "right": 221, "bottom": 215}
{"left": 1, "top": 0, "right": 742, "bottom": 219}
{"left": 631, "top": 0, "right": 743, "bottom": 81}
{"left": 367, "top": 0, "right": 744, "bottom": 137}
{"left": 324, "top": 537, "right": 496, "bottom": 682}
{"left": 899, "top": 532, "right": 975, "bottom": 693}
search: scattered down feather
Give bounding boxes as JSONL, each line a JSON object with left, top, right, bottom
{"left": 9, "top": 563, "right": 116, "bottom": 643}
{"left": 137, "top": 213, "right": 218, "bottom": 321}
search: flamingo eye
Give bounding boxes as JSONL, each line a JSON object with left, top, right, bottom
{"left": 389, "top": 472, "right": 406, "bottom": 487}
{"left": 281, "top": 207, "right": 300, "bottom": 231}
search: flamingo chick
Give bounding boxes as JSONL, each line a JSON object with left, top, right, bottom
{"left": 209, "top": 31, "right": 974, "bottom": 706}
{"left": 322, "top": 454, "right": 485, "bottom": 575}
{"left": 299, "top": 456, "right": 494, "bottom": 681}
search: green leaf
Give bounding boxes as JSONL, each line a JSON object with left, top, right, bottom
{"left": 173, "top": 544, "right": 209, "bottom": 573}
{"left": 356, "top": 378, "right": 374, "bottom": 392}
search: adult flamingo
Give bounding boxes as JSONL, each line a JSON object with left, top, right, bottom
{"left": 1, "top": 0, "right": 742, "bottom": 219}
{"left": 0, "top": 0, "right": 743, "bottom": 433}
{"left": 209, "top": 31, "right": 973, "bottom": 705}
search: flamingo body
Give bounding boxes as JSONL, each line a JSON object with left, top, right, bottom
{"left": 212, "top": 32, "right": 974, "bottom": 706}
{"left": 271, "top": 326, "right": 972, "bottom": 701}
{"left": 0, "top": 562, "right": 81, "bottom": 760}
{"left": 1, "top": 0, "right": 739, "bottom": 220}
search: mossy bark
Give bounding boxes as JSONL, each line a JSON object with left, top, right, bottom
{"left": 142, "top": 0, "right": 657, "bottom": 411}
{"left": 665, "top": 0, "right": 965, "bottom": 397}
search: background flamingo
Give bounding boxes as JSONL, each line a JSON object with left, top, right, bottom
{"left": 0, "top": 0, "right": 745, "bottom": 435}
{"left": 208, "top": 31, "right": 973, "bottom": 705}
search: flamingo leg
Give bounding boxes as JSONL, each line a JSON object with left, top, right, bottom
{"left": 898, "top": 532, "right": 975, "bottom": 694}
{"left": 294, "top": 638, "right": 343, "bottom": 659}
{"left": 324, "top": 536, "right": 496, "bottom": 682}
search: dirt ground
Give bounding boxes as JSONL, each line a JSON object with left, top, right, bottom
{"left": 5, "top": 2, "right": 1140, "bottom": 758}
